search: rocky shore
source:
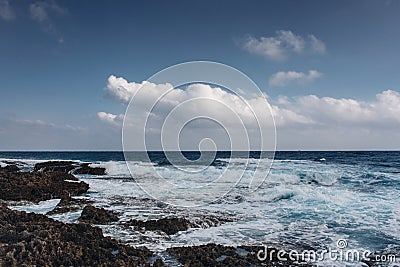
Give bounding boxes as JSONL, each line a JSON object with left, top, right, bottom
{"left": 79, "top": 205, "right": 119, "bottom": 224}
{"left": 125, "top": 218, "right": 191, "bottom": 235}
{"left": 0, "top": 205, "right": 159, "bottom": 267}
{"left": 34, "top": 161, "right": 106, "bottom": 175}
{"left": 0, "top": 164, "right": 89, "bottom": 202}
{"left": 0, "top": 160, "right": 309, "bottom": 266}
{"left": 167, "top": 244, "right": 310, "bottom": 267}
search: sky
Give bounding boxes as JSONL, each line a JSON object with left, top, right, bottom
{"left": 1, "top": 0, "right": 400, "bottom": 150}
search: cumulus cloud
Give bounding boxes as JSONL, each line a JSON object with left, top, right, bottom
{"left": 0, "top": 0, "right": 15, "bottom": 21}
{"left": 105, "top": 75, "right": 172, "bottom": 104}
{"left": 102, "top": 75, "right": 400, "bottom": 128}
{"left": 274, "top": 90, "right": 400, "bottom": 150}
{"left": 101, "top": 76, "right": 278, "bottom": 150}
{"left": 269, "top": 70, "right": 323, "bottom": 87}
{"left": 243, "top": 30, "right": 326, "bottom": 61}
{"left": 276, "top": 90, "right": 400, "bottom": 126}
{"left": 104, "top": 75, "right": 274, "bottom": 127}
{"left": 97, "top": 112, "right": 124, "bottom": 126}
{"left": 100, "top": 75, "right": 400, "bottom": 150}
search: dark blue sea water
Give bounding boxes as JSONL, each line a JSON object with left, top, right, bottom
{"left": 1, "top": 151, "right": 399, "bottom": 265}
{"left": 1, "top": 150, "right": 400, "bottom": 170}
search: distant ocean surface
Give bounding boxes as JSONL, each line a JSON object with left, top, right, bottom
{"left": 1, "top": 151, "right": 399, "bottom": 262}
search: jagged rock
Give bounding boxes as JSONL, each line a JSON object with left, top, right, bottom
{"left": 0, "top": 206, "right": 160, "bottom": 266}
{"left": 125, "top": 218, "right": 190, "bottom": 235}
{"left": 79, "top": 205, "right": 119, "bottom": 224}
{"left": 73, "top": 163, "right": 106, "bottom": 175}
{"left": 124, "top": 214, "right": 234, "bottom": 235}
{"left": 34, "top": 161, "right": 106, "bottom": 175}
{"left": 0, "top": 164, "right": 20, "bottom": 172}
{"left": 190, "top": 214, "right": 235, "bottom": 229}
{"left": 1, "top": 160, "right": 26, "bottom": 166}
{"left": 58, "top": 195, "right": 93, "bottom": 206}
{"left": 0, "top": 169, "right": 89, "bottom": 202}
{"left": 34, "top": 161, "right": 78, "bottom": 173}
{"left": 152, "top": 258, "right": 165, "bottom": 267}
{"left": 47, "top": 196, "right": 93, "bottom": 216}
{"left": 167, "top": 243, "right": 310, "bottom": 267}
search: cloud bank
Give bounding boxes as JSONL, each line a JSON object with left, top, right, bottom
{"left": 243, "top": 30, "right": 326, "bottom": 61}
{"left": 99, "top": 75, "right": 400, "bottom": 150}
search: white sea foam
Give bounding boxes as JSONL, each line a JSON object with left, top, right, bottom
{"left": 3, "top": 154, "right": 398, "bottom": 257}
{"left": 9, "top": 199, "right": 61, "bottom": 214}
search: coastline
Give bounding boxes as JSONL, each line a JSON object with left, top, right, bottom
{"left": 0, "top": 160, "right": 305, "bottom": 266}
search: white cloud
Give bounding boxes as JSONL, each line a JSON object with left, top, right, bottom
{"left": 103, "top": 76, "right": 400, "bottom": 129}
{"left": 105, "top": 75, "right": 172, "bottom": 104}
{"left": 104, "top": 75, "right": 273, "bottom": 128}
{"left": 97, "top": 112, "right": 124, "bottom": 126}
{"left": 102, "top": 76, "right": 277, "bottom": 150}
{"left": 243, "top": 30, "right": 326, "bottom": 61}
{"left": 309, "top": 34, "right": 326, "bottom": 54}
{"left": 271, "top": 105, "right": 315, "bottom": 126}
{"left": 0, "top": 0, "right": 15, "bottom": 21}
{"left": 269, "top": 70, "right": 323, "bottom": 87}
{"left": 271, "top": 90, "right": 400, "bottom": 149}
{"left": 275, "top": 89, "right": 400, "bottom": 126}
{"left": 101, "top": 75, "right": 400, "bottom": 150}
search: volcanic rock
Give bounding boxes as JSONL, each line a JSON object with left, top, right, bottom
{"left": 79, "top": 205, "right": 119, "bottom": 224}
{"left": 0, "top": 169, "right": 89, "bottom": 202}
{"left": 0, "top": 206, "right": 159, "bottom": 266}
{"left": 0, "top": 164, "right": 20, "bottom": 172}
{"left": 34, "top": 161, "right": 106, "bottom": 175}
{"left": 46, "top": 195, "right": 93, "bottom": 216}
{"left": 34, "top": 161, "right": 78, "bottom": 173}
{"left": 73, "top": 163, "right": 106, "bottom": 175}
{"left": 167, "top": 243, "right": 310, "bottom": 267}
{"left": 126, "top": 218, "right": 190, "bottom": 235}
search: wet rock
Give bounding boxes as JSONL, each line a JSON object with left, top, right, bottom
{"left": 34, "top": 161, "right": 78, "bottom": 173}
{"left": 0, "top": 206, "right": 159, "bottom": 266}
{"left": 124, "top": 214, "right": 234, "bottom": 235}
{"left": 190, "top": 214, "right": 235, "bottom": 229}
{"left": 152, "top": 258, "right": 165, "bottom": 267}
{"left": 79, "top": 205, "right": 119, "bottom": 224}
{"left": 46, "top": 196, "right": 93, "bottom": 216}
{"left": 0, "top": 169, "right": 89, "bottom": 202}
{"left": 73, "top": 163, "right": 106, "bottom": 175}
{"left": 0, "top": 164, "right": 20, "bottom": 172}
{"left": 58, "top": 195, "right": 93, "bottom": 206}
{"left": 126, "top": 218, "right": 190, "bottom": 235}
{"left": 167, "top": 243, "right": 310, "bottom": 267}
{"left": 1, "top": 160, "right": 26, "bottom": 166}
{"left": 34, "top": 161, "right": 106, "bottom": 175}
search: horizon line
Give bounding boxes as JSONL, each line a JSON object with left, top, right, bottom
{"left": 0, "top": 150, "right": 400, "bottom": 152}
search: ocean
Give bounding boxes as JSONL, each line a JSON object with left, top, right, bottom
{"left": 1, "top": 151, "right": 399, "bottom": 265}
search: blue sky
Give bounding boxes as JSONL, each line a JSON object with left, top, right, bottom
{"left": 1, "top": 0, "right": 400, "bottom": 150}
